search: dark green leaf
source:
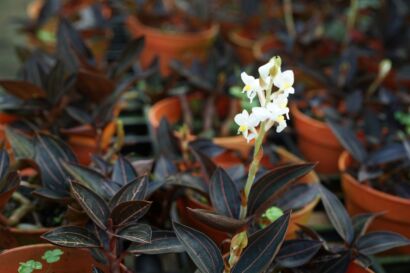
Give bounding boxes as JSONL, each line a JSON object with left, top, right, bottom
{"left": 42, "top": 226, "right": 101, "bottom": 248}
{"left": 128, "top": 230, "right": 185, "bottom": 254}
{"left": 5, "top": 127, "right": 35, "bottom": 160}
{"left": 276, "top": 184, "right": 319, "bottom": 211}
{"left": 71, "top": 182, "right": 110, "bottom": 230}
{"left": 0, "top": 149, "right": 10, "bottom": 182}
{"left": 367, "top": 143, "right": 407, "bottom": 166}
{"left": 110, "top": 176, "right": 148, "bottom": 208}
{"left": 34, "top": 134, "right": 77, "bottom": 197}
{"left": 0, "top": 80, "right": 45, "bottom": 100}
{"left": 189, "top": 139, "right": 224, "bottom": 158}
{"left": 188, "top": 208, "right": 248, "bottom": 233}
{"left": 248, "top": 163, "right": 316, "bottom": 216}
{"left": 356, "top": 232, "right": 410, "bottom": 255}
{"left": 173, "top": 222, "right": 224, "bottom": 273}
{"left": 209, "top": 167, "right": 241, "bottom": 218}
{"left": 110, "top": 37, "right": 145, "bottom": 78}
{"left": 112, "top": 156, "right": 138, "bottom": 186}
{"left": 110, "top": 200, "right": 151, "bottom": 227}
{"left": 190, "top": 148, "right": 217, "bottom": 181}
{"left": 276, "top": 239, "right": 322, "bottom": 268}
{"left": 115, "top": 223, "right": 152, "bottom": 243}
{"left": 319, "top": 185, "right": 354, "bottom": 244}
{"left": 166, "top": 173, "right": 208, "bottom": 194}
{"left": 326, "top": 119, "right": 367, "bottom": 163}
{"left": 352, "top": 212, "right": 384, "bottom": 240}
{"left": 232, "top": 212, "right": 290, "bottom": 273}
{"left": 45, "top": 60, "right": 73, "bottom": 104}
{"left": 321, "top": 251, "right": 351, "bottom": 273}
{"left": 156, "top": 118, "right": 179, "bottom": 159}
{"left": 0, "top": 171, "right": 20, "bottom": 195}
{"left": 62, "top": 161, "right": 118, "bottom": 200}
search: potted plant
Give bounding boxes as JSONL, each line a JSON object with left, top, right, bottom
{"left": 0, "top": 20, "right": 155, "bottom": 164}
{"left": 327, "top": 103, "right": 410, "bottom": 253}
{"left": 22, "top": 0, "right": 112, "bottom": 63}
{"left": 125, "top": 0, "right": 219, "bottom": 75}
{"left": 40, "top": 157, "right": 184, "bottom": 273}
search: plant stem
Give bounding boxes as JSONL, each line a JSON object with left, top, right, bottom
{"left": 344, "top": 0, "right": 358, "bottom": 49}
{"left": 179, "top": 94, "right": 193, "bottom": 131}
{"left": 283, "top": 0, "right": 296, "bottom": 40}
{"left": 203, "top": 94, "right": 215, "bottom": 133}
{"left": 239, "top": 124, "right": 266, "bottom": 220}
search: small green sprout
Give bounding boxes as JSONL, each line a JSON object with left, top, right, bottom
{"left": 42, "top": 249, "right": 64, "bottom": 264}
{"left": 18, "top": 249, "right": 64, "bottom": 273}
{"left": 18, "top": 260, "right": 42, "bottom": 273}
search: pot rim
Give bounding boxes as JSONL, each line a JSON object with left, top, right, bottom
{"left": 126, "top": 16, "right": 219, "bottom": 41}
{"left": 339, "top": 151, "right": 410, "bottom": 206}
{"left": 290, "top": 102, "right": 330, "bottom": 130}
{"left": 148, "top": 95, "right": 246, "bottom": 143}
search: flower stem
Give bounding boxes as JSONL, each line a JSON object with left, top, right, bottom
{"left": 239, "top": 122, "right": 266, "bottom": 220}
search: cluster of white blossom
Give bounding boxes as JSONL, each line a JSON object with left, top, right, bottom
{"left": 234, "top": 56, "right": 294, "bottom": 142}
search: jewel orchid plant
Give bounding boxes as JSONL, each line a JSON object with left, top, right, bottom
{"left": 228, "top": 56, "right": 296, "bottom": 268}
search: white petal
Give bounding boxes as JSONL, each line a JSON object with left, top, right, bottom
{"left": 247, "top": 90, "right": 257, "bottom": 102}
{"left": 246, "top": 132, "right": 257, "bottom": 142}
{"left": 276, "top": 120, "right": 287, "bottom": 133}
{"left": 284, "top": 87, "right": 295, "bottom": 95}
{"left": 252, "top": 107, "right": 270, "bottom": 122}
{"left": 282, "top": 70, "right": 294, "bottom": 85}
{"left": 241, "top": 72, "right": 255, "bottom": 85}
{"left": 258, "top": 62, "right": 271, "bottom": 80}
{"left": 234, "top": 110, "right": 248, "bottom": 125}
{"left": 248, "top": 112, "right": 261, "bottom": 127}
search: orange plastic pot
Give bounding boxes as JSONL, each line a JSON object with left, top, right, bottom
{"left": 177, "top": 146, "right": 320, "bottom": 245}
{"left": 63, "top": 121, "right": 116, "bottom": 165}
{"left": 291, "top": 103, "right": 343, "bottom": 175}
{"left": 340, "top": 151, "right": 410, "bottom": 254}
{"left": 0, "top": 227, "right": 50, "bottom": 249}
{"left": 0, "top": 112, "right": 17, "bottom": 141}
{"left": 0, "top": 243, "right": 125, "bottom": 273}
{"left": 126, "top": 16, "right": 218, "bottom": 76}
{"left": 148, "top": 95, "right": 253, "bottom": 157}
{"left": 228, "top": 28, "right": 259, "bottom": 65}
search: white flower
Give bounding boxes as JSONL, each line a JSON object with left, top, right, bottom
{"left": 252, "top": 101, "right": 289, "bottom": 123}
{"left": 270, "top": 92, "right": 290, "bottom": 119}
{"left": 241, "top": 72, "right": 262, "bottom": 103}
{"left": 273, "top": 70, "right": 295, "bottom": 95}
{"left": 275, "top": 115, "right": 287, "bottom": 133}
{"left": 234, "top": 110, "right": 260, "bottom": 142}
{"left": 258, "top": 56, "right": 281, "bottom": 87}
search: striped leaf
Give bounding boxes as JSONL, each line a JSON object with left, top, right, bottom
{"left": 71, "top": 182, "right": 110, "bottom": 230}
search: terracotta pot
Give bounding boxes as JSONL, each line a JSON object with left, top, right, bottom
{"left": 178, "top": 146, "right": 320, "bottom": 245}
{"left": 126, "top": 16, "right": 218, "bottom": 76}
{"left": 0, "top": 112, "right": 18, "bottom": 141}
{"left": 148, "top": 95, "right": 253, "bottom": 157}
{"left": 228, "top": 28, "right": 259, "bottom": 65}
{"left": 348, "top": 262, "right": 374, "bottom": 273}
{"left": 63, "top": 121, "right": 116, "bottom": 165}
{"left": 0, "top": 243, "right": 123, "bottom": 273}
{"left": 291, "top": 103, "right": 343, "bottom": 175}
{"left": 339, "top": 151, "right": 410, "bottom": 254}
{"left": 0, "top": 227, "right": 50, "bottom": 249}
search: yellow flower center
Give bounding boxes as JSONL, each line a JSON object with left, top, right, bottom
{"left": 244, "top": 85, "right": 251, "bottom": 92}
{"left": 276, "top": 115, "right": 285, "bottom": 122}
{"left": 283, "top": 82, "right": 291, "bottom": 89}
{"left": 238, "top": 125, "right": 248, "bottom": 132}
